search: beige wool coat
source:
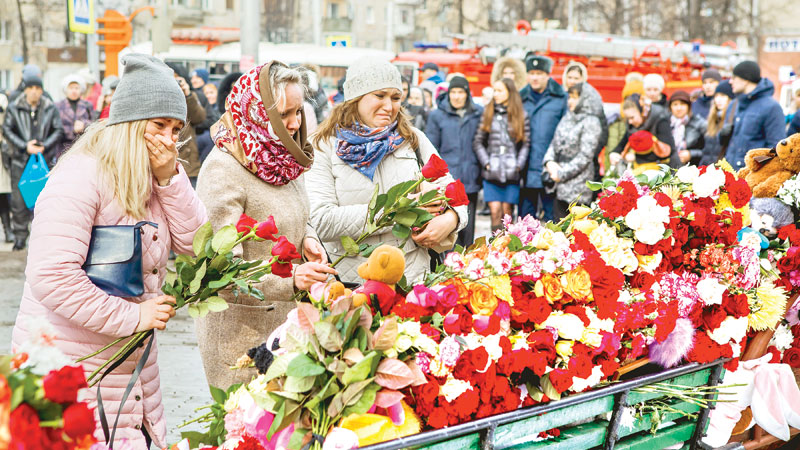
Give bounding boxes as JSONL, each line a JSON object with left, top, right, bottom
{"left": 307, "top": 128, "right": 467, "bottom": 285}
{"left": 194, "top": 148, "right": 318, "bottom": 390}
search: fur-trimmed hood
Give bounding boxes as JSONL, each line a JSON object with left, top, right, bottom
{"left": 491, "top": 56, "right": 527, "bottom": 91}
{"left": 562, "top": 61, "right": 589, "bottom": 87}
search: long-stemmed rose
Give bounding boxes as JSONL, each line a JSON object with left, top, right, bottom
{"left": 77, "top": 214, "right": 298, "bottom": 386}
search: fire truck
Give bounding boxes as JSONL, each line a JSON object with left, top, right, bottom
{"left": 393, "top": 23, "right": 748, "bottom": 103}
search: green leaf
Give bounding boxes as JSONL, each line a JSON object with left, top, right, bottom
{"left": 430, "top": 312, "right": 444, "bottom": 328}
{"left": 187, "top": 304, "right": 200, "bottom": 318}
{"left": 466, "top": 236, "right": 486, "bottom": 252}
{"left": 343, "top": 382, "right": 380, "bottom": 417}
{"left": 208, "top": 271, "right": 236, "bottom": 289}
{"left": 266, "top": 400, "right": 286, "bottom": 440}
{"left": 585, "top": 180, "right": 604, "bottom": 191}
{"left": 197, "top": 301, "right": 211, "bottom": 318}
{"left": 211, "top": 225, "right": 239, "bottom": 254}
{"left": 419, "top": 189, "right": 439, "bottom": 205}
{"left": 358, "top": 242, "right": 383, "bottom": 258}
{"left": 373, "top": 194, "right": 387, "bottom": 214}
{"left": 413, "top": 211, "right": 434, "bottom": 227}
{"left": 395, "top": 210, "right": 418, "bottom": 227}
{"left": 209, "top": 385, "right": 227, "bottom": 404}
{"left": 314, "top": 321, "right": 343, "bottom": 352}
{"left": 368, "top": 184, "right": 380, "bottom": 210}
{"left": 205, "top": 296, "right": 229, "bottom": 312}
{"left": 265, "top": 352, "right": 297, "bottom": 381}
{"left": 340, "top": 236, "right": 360, "bottom": 256}
{"left": 508, "top": 234, "right": 523, "bottom": 252}
{"left": 286, "top": 354, "right": 325, "bottom": 377}
{"left": 392, "top": 223, "right": 411, "bottom": 240}
{"left": 342, "top": 351, "right": 377, "bottom": 385}
{"left": 283, "top": 376, "right": 316, "bottom": 393}
{"left": 193, "top": 222, "right": 214, "bottom": 257}
{"left": 540, "top": 374, "right": 562, "bottom": 401}
{"left": 288, "top": 428, "right": 309, "bottom": 450}
{"left": 209, "top": 254, "right": 230, "bottom": 271}
{"left": 189, "top": 260, "right": 207, "bottom": 294}
{"left": 178, "top": 263, "right": 196, "bottom": 286}
{"left": 396, "top": 196, "right": 413, "bottom": 209}
{"left": 163, "top": 270, "right": 177, "bottom": 288}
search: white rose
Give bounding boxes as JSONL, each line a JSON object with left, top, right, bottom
{"left": 223, "top": 386, "right": 251, "bottom": 412}
{"left": 570, "top": 366, "right": 605, "bottom": 392}
{"left": 394, "top": 334, "right": 414, "bottom": 353}
{"left": 413, "top": 335, "right": 439, "bottom": 355}
{"left": 323, "top": 427, "right": 360, "bottom": 450}
{"left": 696, "top": 277, "right": 726, "bottom": 306}
{"left": 677, "top": 165, "right": 700, "bottom": 184}
{"left": 542, "top": 311, "right": 585, "bottom": 340}
{"left": 634, "top": 223, "right": 667, "bottom": 245}
{"left": 400, "top": 321, "right": 421, "bottom": 337}
{"left": 441, "top": 377, "right": 473, "bottom": 402}
{"left": 708, "top": 316, "right": 749, "bottom": 345}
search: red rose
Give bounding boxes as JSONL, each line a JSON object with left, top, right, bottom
{"left": 443, "top": 305, "right": 473, "bottom": 335}
{"left": 63, "top": 402, "right": 95, "bottom": 439}
{"left": 43, "top": 365, "right": 87, "bottom": 404}
{"left": 445, "top": 180, "right": 470, "bottom": 207}
{"left": 548, "top": 369, "right": 574, "bottom": 394}
{"left": 726, "top": 177, "right": 751, "bottom": 209}
{"left": 271, "top": 261, "right": 293, "bottom": 278}
{"left": 420, "top": 324, "right": 441, "bottom": 342}
{"left": 783, "top": 348, "right": 800, "bottom": 369}
{"left": 421, "top": 154, "right": 450, "bottom": 180}
{"left": 427, "top": 406, "right": 450, "bottom": 429}
{"left": 10, "top": 404, "right": 44, "bottom": 450}
{"left": 254, "top": 216, "right": 279, "bottom": 241}
{"left": 235, "top": 213, "right": 257, "bottom": 234}
{"left": 701, "top": 305, "right": 727, "bottom": 331}
{"left": 270, "top": 236, "right": 301, "bottom": 263}
{"left": 630, "top": 271, "right": 656, "bottom": 290}
{"left": 722, "top": 293, "right": 750, "bottom": 319}
{"left": 452, "top": 388, "right": 480, "bottom": 420}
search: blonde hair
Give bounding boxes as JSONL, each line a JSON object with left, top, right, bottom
{"left": 268, "top": 63, "right": 309, "bottom": 110}
{"left": 60, "top": 120, "right": 152, "bottom": 219}
{"left": 706, "top": 99, "right": 729, "bottom": 137}
{"left": 312, "top": 97, "right": 420, "bottom": 149}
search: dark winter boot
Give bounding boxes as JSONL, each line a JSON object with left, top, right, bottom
{"left": 0, "top": 210, "right": 12, "bottom": 243}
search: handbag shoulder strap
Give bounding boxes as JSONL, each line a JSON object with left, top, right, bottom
{"left": 133, "top": 221, "right": 159, "bottom": 230}
{"left": 412, "top": 147, "right": 424, "bottom": 169}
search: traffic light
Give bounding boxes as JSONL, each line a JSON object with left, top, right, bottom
{"left": 96, "top": 10, "right": 133, "bottom": 77}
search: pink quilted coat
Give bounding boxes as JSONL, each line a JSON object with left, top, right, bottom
{"left": 11, "top": 152, "right": 207, "bottom": 449}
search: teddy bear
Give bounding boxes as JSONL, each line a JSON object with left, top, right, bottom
{"left": 352, "top": 245, "right": 406, "bottom": 315}
{"left": 738, "top": 133, "right": 800, "bottom": 198}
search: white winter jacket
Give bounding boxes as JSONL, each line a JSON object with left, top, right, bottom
{"left": 307, "top": 128, "right": 467, "bottom": 284}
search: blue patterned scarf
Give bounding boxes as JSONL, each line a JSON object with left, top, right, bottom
{"left": 336, "top": 121, "right": 405, "bottom": 181}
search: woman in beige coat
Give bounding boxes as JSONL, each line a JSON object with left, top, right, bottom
{"left": 307, "top": 58, "right": 467, "bottom": 284}
{"left": 195, "top": 62, "right": 336, "bottom": 389}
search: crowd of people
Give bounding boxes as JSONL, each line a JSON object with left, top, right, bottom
{"left": 2, "top": 49, "right": 800, "bottom": 448}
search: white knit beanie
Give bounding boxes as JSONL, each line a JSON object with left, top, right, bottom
{"left": 62, "top": 74, "right": 86, "bottom": 95}
{"left": 343, "top": 57, "right": 402, "bottom": 102}
{"left": 643, "top": 73, "right": 665, "bottom": 91}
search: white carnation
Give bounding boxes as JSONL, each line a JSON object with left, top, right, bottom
{"left": 696, "top": 277, "right": 727, "bottom": 306}
{"left": 771, "top": 324, "right": 794, "bottom": 351}
{"left": 693, "top": 166, "right": 726, "bottom": 198}
{"left": 708, "top": 316, "right": 749, "bottom": 345}
{"left": 677, "top": 165, "right": 700, "bottom": 184}
{"left": 441, "top": 377, "right": 473, "bottom": 402}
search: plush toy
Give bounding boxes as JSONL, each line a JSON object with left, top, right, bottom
{"left": 745, "top": 197, "right": 796, "bottom": 240}
{"left": 738, "top": 133, "right": 800, "bottom": 198}
{"left": 352, "top": 245, "right": 406, "bottom": 314}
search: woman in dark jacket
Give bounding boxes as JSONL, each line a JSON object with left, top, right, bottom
{"left": 610, "top": 93, "right": 677, "bottom": 172}
{"left": 543, "top": 83, "right": 603, "bottom": 220}
{"left": 425, "top": 76, "right": 483, "bottom": 247}
{"left": 473, "top": 78, "right": 530, "bottom": 231}
{"left": 700, "top": 80, "right": 735, "bottom": 166}
{"left": 668, "top": 90, "right": 707, "bottom": 166}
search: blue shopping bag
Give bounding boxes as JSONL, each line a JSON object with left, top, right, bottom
{"left": 18, "top": 153, "right": 50, "bottom": 209}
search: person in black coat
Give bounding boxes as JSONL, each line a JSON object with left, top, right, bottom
{"left": 699, "top": 80, "right": 736, "bottom": 166}
{"left": 610, "top": 93, "right": 677, "bottom": 172}
{"left": 669, "top": 90, "right": 707, "bottom": 166}
{"left": 425, "top": 76, "right": 483, "bottom": 247}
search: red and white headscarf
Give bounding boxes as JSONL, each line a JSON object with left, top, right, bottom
{"left": 212, "top": 62, "right": 312, "bottom": 186}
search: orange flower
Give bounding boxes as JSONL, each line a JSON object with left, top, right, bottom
{"left": 467, "top": 283, "right": 499, "bottom": 315}
{"left": 445, "top": 278, "right": 472, "bottom": 306}
{"left": 561, "top": 267, "right": 593, "bottom": 301}
{"left": 535, "top": 274, "right": 563, "bottom": 303}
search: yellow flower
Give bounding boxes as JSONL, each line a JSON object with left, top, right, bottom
{"left": 661, "top": 184, "right": 683, "bottom": 203}
{"left": 588, "top": 223, "right": 639, "bottom": 275}
{"left": 561, "top": 267, "right": 593, "bottom": 301}
{"left": 570, "top": 205, "right": 592, "bottom": 220}
{"left": 749, "top": 281, "right": 788, "bottom": 331}
{"left": 715, "top": 193, "right": 734, "bottom": 214}
{"left": 572, "top": 219, "right": 599, "bottom": 236}
{"left": 486, "top": 275, "right": 513, "bottom": 306}
{"left": 718, "top": 159, "right": 735, "bottom": 173}
{"left": 555, "top": 340, "right": 574, "bottom": 359}
{"left": 636, "top": 252, "right": 663, "bottom": 274}
{"left": 532, "top": 228, "right": 557, "bottom": 250}
{"left": 468, "top": 282, "right": 499, "bottom": 315}
{"left": 740, "top": 204, "right": 751, "bottom": 227}
{"left": 341, "top": 402, "right": 422, "bottom": 446}
{"left": 535, "top": 273, "right": 564, "bottom": 303}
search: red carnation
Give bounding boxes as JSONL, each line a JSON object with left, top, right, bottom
{"left": 445, "top": 180, "right": 470, "bottom": 207}
{"left": 43, "top": 365, "right": 87, "bottom": 404}
{"left": 235, "top": 435, "right": 268, "bottom": 450}
{"left": 701, "top": 305, "right": 728, "bottom": 331}
{"left": 427, "top": 406, "right": 450, "bottom": 429}
{"left": 597, "top": 180, "right": 638, "bottom": 219}
{"left": 421, "top": 154, "right": 449, "bottom": 180}
{"left": 235, "top": 213, "right": 257, "bottom": 234}
{"left": 254, "top": 216, "right": 279, "bottom": 241}
{"left": 270, "top": 235, "right": 301, "bottom": 263}
{"left": 726, "top": 177, "right": 751, "bottom": 209}
{"left": 63, "top": 402, "right": 95, "bottom": 439}
{"left": 778, "top": 225, "right": 800, "bottom": 246}
{"left": 722, "top": 293, "right": 750, "bottom": 319}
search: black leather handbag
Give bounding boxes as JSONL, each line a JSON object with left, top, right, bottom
{"left": 82, "top": 221, "right": 158, "bottom": 298}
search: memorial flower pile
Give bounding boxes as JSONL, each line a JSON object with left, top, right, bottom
{"left": 178, "top": 162, "right": 798, "bottom": 450}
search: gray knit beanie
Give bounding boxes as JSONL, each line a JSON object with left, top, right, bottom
{"left": 343, "top": 57, "right": 402, "bottom": 102}
{"left": 108, "top": 53, "right": 187, "bottom": 126}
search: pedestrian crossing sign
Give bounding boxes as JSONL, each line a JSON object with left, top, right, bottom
{"left": 68, "top": 0, "right": 95, "bottom": 34}
{"left": 326, "top": 35, "right": 351, "bottom": 48}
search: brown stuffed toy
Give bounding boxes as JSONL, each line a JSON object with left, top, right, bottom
{"left": 738, "top": 133, "right": 800, "bottom": 198}
{"left": 352, "top": 245, "right": 406, "bottom": 310}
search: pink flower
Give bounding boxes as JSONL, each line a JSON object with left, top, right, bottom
{"left": 224, "top": 407, "right": 247, "bottom": 440}
{"left": 406, "top": 285, "right": 438, "bottom": 308}
{"left": 415, "top": 352, "right": 432, "bottom": 373}
{"left": 439, "top": 336, "right": 461, "bottom": 367}
{"left": 433, "top": 284, "right": 458, "bottom": 309}
{"left": 323, "top": 427, "right": 360, "bottom": 450}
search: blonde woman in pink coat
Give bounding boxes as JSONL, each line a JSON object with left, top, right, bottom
{"left": 11, "top": 54, "right": 207, "bottom": 449}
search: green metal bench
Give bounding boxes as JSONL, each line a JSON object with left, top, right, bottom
{"left": 360, "top": 360, "right": 727, "bottom": 450}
